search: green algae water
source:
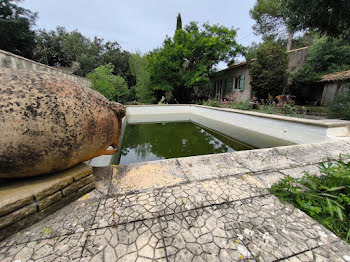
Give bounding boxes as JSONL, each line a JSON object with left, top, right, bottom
{"left": 115, "top": 121, "right": 255, "bottom": 165}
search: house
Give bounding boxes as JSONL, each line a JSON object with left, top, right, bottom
{"left": 320, "top": 70, "right": 350, "bottom": 106}
{"left": 210, "top": 47, "right": 309, "bottom": 101}
{"left": 210, "top": 61, "right": 251, "bottom": 101}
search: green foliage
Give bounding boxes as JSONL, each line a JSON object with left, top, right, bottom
{"left": 102, "top": 41, "right": 135, "bottom": 87}
{"left": 176, "top": 13, "right": 182, "bottom": 31}
{"left": 34, "top": 27, "right": 135, "bottom": 87}
{"left": 280, "top": 0, "right": 350, "bottom": 41}
{"left": 245, "top": 33, "right": 315, "bottom": 61}
{"left": 87, "top": 64, "right": 128, "bottom": 102}
{"left": 290, "top": 32, "right": 319, "bottom": 50}
{"left": 249, "top": 41, "right": 288, "bottom": 99}
{"left": 244, "top": 42, "right": 260, "bottom": 61}
{"left": 148, "top": 21, "right": 242, "bottom": 103}
{"left": 330, "top": 88, "right": 350, "bottom": 120}
{"left": 129, "top": 53, "right": 155, "bottom": 104}
{"left": 34, "top": 27, "right": 100, "bottom": 73}
{"left": 202, "top": 99, "right": 221, "bottom": 107}
{"left": 231, "top": 101, "right": 253, "bottom": 110}
{"left": 61, "top": 30, "right": 92, "bottom": 66}
{"left": 250, "top": 0, "right": 298, "bottom": 48}
{"left": 0, "top": 0, "right": 37, "bottom": 58}
{"left": 293, "top": 37, "right": 350, "bottom": 83}
{"left": 271, "top": 157, "right": 350, "bottom": 243}
{"left": 250, "top": 0, "right": 287, "bottom": 40}
{"left": 258, "top": 104, "right": 277, "bottom": 114}
{"left": 34, "top": 27, "right": 69, "bottom": 66}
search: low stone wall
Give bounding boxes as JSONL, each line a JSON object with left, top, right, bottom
{"left": 0, "top": 164, "right": 94, "bottom": 241}
{"left": 0, "top": 49, "right": 91, "bottom": 88}
{"left": 321, "top": 81, "right": 349, "bottom": 106}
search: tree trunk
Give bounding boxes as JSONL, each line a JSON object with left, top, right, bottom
{"left": 287, "top": 31, "right": 294, "bottom": 51}
{"left": 283, "top": 31, "right": 294, "bottom": 94}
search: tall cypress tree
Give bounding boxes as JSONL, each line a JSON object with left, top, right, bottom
{"left": 176, "top": 13, "right": 182, "bottom": 31}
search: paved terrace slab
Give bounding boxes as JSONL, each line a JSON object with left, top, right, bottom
{"left": 1, "top": 139, "right": 350, "bottom": 261}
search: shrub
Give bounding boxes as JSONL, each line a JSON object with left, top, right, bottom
{"left": 221, "top": 94, "right": 237, "bottom": 108}
{"left": 258, "top": 105, "right": 277, "bottom": 114}
{"left": 129, "top": 53, "right": 156, "bottom": 104}
{"left": 251, "top": 94, "right": 300, "bottom": 116}
{"left": 271, "top": 157, "right": 350, "bottom": 243}
{"left": 275, "top": 94, "right": 299, "bottom": 116}
{"left": 330, "top": 88, "right": 350, "bottom": 120}
{"left": 87, "top": 63, "right": 128, "bottom": 102}
{"left": 249, "top": 41, "right": 288, "bottom": 99}
{"left": 203, "top": 99, "right": 221, "bottom": 107}
{"left": 231, "top": 101, "right": 253, "bottom": 110}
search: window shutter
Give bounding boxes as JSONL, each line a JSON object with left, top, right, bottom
{"left": 227, "top": 78, "right": 233, "bottom": 91}
{"left": 239, "top": 74, "right": 245, "bottom": 90}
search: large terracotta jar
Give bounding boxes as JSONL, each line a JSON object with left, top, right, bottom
{"left": 0, "top": 68, "right": 126, "bottom": 178}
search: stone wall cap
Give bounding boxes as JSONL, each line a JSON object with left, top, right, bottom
{"left": 0, "top": 49, "right": 90, "bottom": 83}
{"left": 320, "top": 70, "right": 350, "bottom": 83}
{"left": 0, "top": 163, "right": 92, "bottom": 217}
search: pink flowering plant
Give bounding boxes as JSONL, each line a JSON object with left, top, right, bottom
{"left": 201, "top": 93, "right": 303, "bottom": 117}
{"left": 221, "top": 94, "right": 237, "bottom": 107}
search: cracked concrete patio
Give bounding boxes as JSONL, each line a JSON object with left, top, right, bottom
{"left": 1, "top": 139, "right": 350, "bottom": 261}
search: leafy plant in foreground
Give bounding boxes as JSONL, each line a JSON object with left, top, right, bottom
{"left": 271, "top": 157, "right": 350, "bottom": 243}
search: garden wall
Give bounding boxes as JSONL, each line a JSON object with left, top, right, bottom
{"left": 0, "top": 49, "right": 91, "bottom": 88}
{"left": 287, "top": 46, "right": 309, "bottom": 73}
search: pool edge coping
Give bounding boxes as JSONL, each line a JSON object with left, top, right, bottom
{"left": 126, "top": 104, "right": 350, "bottom": 128}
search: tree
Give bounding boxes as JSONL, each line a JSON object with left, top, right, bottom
{"left": 292, "top": 37, "right": 350, "bottom": 83}
{"left": 34, "top": 27, "right": 98, "bottom": 70}
{"left": 129, "top": 53, "right": 155, "bottom": 104}
{"left": 102, "top": 41, "right": 136, "bottom": 88}
{"left": 34, "top": 27, "right": 69, "bottom": 66}
{"left": 0, "top": 0, "right": 37, "bottom": 58}
{"left": 34, "top": 27, "right": 135, "bottom": 87}
{"left": 176, "top": 13, "right": 182, "bottom": 31}
{"left": 87, "top": 64, "right": 129, "bottom": 102}
{"left": 280, "top": 0, "right": 350, "bottom": 41}
{"left": 250, "top": 0, "right": 295, "bottom": 50}
{"left": 249, "top": 41, "right": 288, "bottom": 99}
{"left": 148, "top": 21, "right": 242, "bottom": 103}
{"left": 244, "top": 42, "right": 260, "bottom": 61}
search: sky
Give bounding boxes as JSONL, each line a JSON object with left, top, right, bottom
{"left": 23, "top": 0, "right": 261, "bottom": 65}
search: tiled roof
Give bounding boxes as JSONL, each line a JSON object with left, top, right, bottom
{"left": 320, "top": 70, "right": 350, "bottom": 82}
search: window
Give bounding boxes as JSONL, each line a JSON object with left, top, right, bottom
{"left": 239, "top": 74, "right": 245, "bottom": 90}
{"left": 232, "top": 74, "right": 245, "bottom": 91}
{"left": 234, "top": 77, "right": 239, "bottom": 90}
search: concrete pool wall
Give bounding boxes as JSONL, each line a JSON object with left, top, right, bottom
{"left": 90, "top": 105, "right": 350, "bottom": 167}
{"left": 127, "top": 105, "right": 350, "bottom": 142}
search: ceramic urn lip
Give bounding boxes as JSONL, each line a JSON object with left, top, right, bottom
{"left": 109, "top": 102, "right": 126, "bottom": 119}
